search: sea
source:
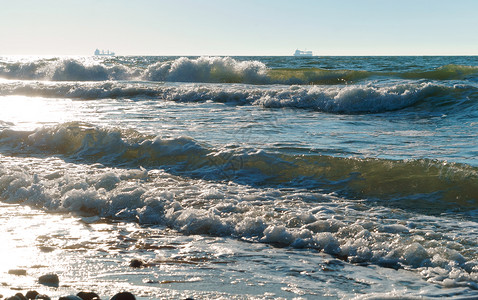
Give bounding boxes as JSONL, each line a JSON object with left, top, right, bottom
{"left": 0, "top": 55, "right": 477, "bottom": 299}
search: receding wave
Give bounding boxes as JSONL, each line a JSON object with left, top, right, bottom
{"left": 1, "top": 122, "right": 477, "bottom": 210}
{"left": 1, "top": 57, "right": 477, "bottom": 84}
{"left": 1, "top": 80, "right": 472, "bottom": 114}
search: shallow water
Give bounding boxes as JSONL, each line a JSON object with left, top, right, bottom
{"left": 0, "top": 55, "right": 477, "bottom": 299}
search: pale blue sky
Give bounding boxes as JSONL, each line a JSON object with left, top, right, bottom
{"left": 1, "top": 0, "right": 477, "bottom": 56}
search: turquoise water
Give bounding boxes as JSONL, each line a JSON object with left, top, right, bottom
{"left": 0, "top": 56, "right": 477, "bottom": 299}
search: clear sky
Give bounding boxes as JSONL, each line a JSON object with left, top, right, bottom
{"left": 1, "top": 0, "right": 477, "bottom": 56}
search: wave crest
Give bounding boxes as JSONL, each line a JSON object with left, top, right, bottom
{"left": 2, "top": 57, "right": 477, "bottom": 84}
{"left": 0, "top": 58, "right": 133, "bottom": 81}
{"left": 1, "top": 80, "right": 463, "bottom": 113}
{"left": 254, "top": 82, "right": 441, "bottom": 113}
{"left": 144, "top": 56, "right": 269, "bottom": 84}
{"left": 402, "top": 64, "right": 478, "bottom": 80}
{"left": 51, "top": 59, "right": 132, "bottom": 81}
{"left": 1, "top": 122, "right": 477, "bottom": 208}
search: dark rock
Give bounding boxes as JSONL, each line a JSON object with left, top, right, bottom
{"left": 35, "top": 295, "right": 51, "bottom": 300}
{"left": 38, "top": 246, "right": 55, "bottom": 253}
{"left": 110, "top": 292, "right": 135, "bottom": 300}
{"left": 59, "top": 296, "right": 83, "bottom": 300}
{"left": 38, "top": 274, "right": 59, "bottom": 287}
{"left": 15, "top": 294, "right": 27, "bottom": 300}
{"left": 5, "top": 296, "right": 22, "bottom": 300}
{"left": 378, "top": 258, "right": 400, "bottom": 270}
{"left": 8, "top": 269, "right": 27, "bottom": 276}
{"left": 129, "top": 259, "right": 144, "bottom": 268}
{"left": 25, "top": 291, "right": 39, "bottom": 299}
{"left": 76, "top": 292, "right": 100, "bottom": 300}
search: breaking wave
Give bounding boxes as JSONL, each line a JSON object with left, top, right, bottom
{"left": 143, "top": 56, "right": 269, "bottom": 84}
{"left": 1, "top": 56, "right": 477, "bottom": 84}
{"left": 0, "top": 58, "right": 134, "bottom": 81}
{"left": 1, "top": 80, "right": 474, "bottom": 114}
{"left": 1, "top": 121, "right": 477, "bottom": 289}
{"left": 1, "top": 122, "right": 477, "bottom": 209}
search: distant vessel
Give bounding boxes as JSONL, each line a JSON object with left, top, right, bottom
{"left": 293, "top": 49, "right": 313, "bottom": 57}
{"left": 94, "top": 49, "right": 115, "bottom": 56}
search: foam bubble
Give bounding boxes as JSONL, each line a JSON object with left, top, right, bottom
{"left": 261, "top": 225, "right": 294, "bottom": 245}
{"left": 62, "top": 188, "right": 106, "bottom": 215}
{"left": 401, "top": 242, "right": 430, "bottom": 267}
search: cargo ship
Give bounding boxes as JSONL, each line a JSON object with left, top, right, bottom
{"left": 94, "top": 49, "right": 115, "bottom": 56}
{"left": 293, "top": 49, "right": 313, "bottom": 56}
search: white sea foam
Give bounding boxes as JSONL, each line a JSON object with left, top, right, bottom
{"left": 0, "top": 155, "right": 477, "bottom": 290}
{"left": 253, "top": 82, "right": 439, "bottom": 113}
{"left": 0, "top": 79, "right": 448, "bottom": 113}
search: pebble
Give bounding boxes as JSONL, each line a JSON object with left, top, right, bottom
{"left": 38, "top": 274, "right": 59, "bottom": 287}
{"left": 110, "top": 292, "right": 136, "bottom": 300}
{"left": 15, "top": 294, "right": 27, "bottom": 300}
{"left": 25, "top": 291, "right": 39, "bottom": 300}
{"left": 4, "top": 291, "right": 138, "bottom": 300}
{"left": 5, "top": 294, "right": 25, "bottom": 300}
{"left": 8, "top": 270, "right": 27, "bottom": 276}
{"left": 59, "top": 296, "right": 83, "bottom": 300}
{"left": 76, "top": 292, "right": 100, "bottom": 300}
{"left": 129, "top": 259, "right": 144, "bottom": 268}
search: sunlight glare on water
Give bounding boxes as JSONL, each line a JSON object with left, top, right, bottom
{"left": 0, "top": 96, "right": 74, "bottom": 130}
{"left": 0, "top": 205, "right": 54, "bottom": 291}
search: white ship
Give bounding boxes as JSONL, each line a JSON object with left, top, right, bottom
{"left": 94, "top": 49, "right": 115, "bottom": 56}
{"left": 293, "top": 49, "right": 313, "bottom": 56}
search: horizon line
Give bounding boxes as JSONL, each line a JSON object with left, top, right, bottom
{"left": 1, "top": 53, "right": 477, "bottom": 57}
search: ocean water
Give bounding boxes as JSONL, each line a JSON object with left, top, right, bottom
{"left": 0, "top": 55, "right": 477, "bottom": 299}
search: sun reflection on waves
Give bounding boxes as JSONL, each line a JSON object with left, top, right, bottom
{"left": 0, "top": 202, "right": 119, "bottom": 298}
{"left": 0, "top": 96, "right": 73, "bottom": 130}
{"left": 0, "top": 204, "right": 42, "bottom": 291}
